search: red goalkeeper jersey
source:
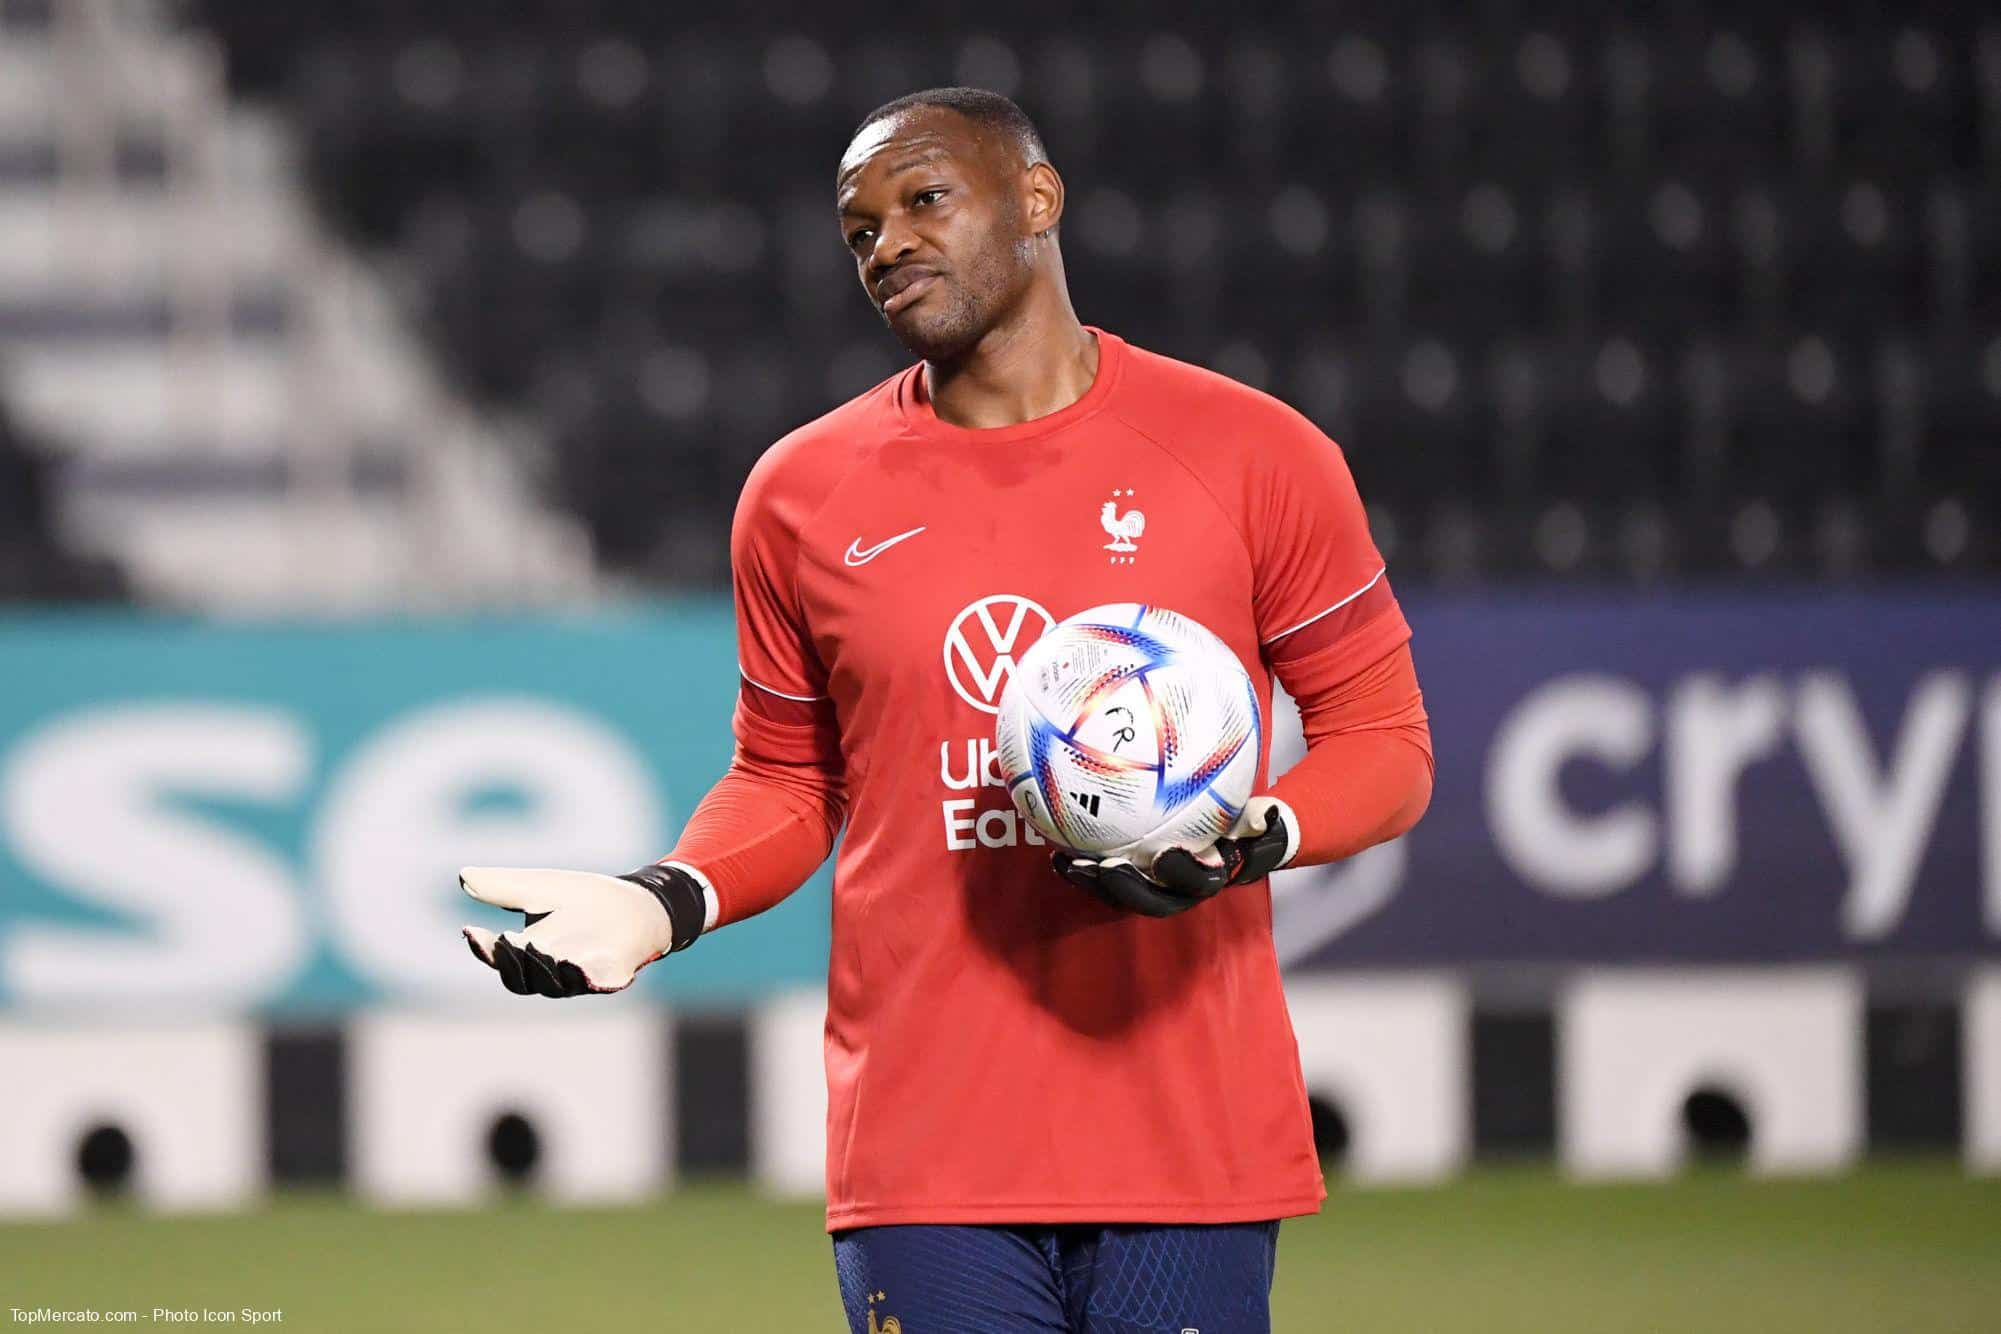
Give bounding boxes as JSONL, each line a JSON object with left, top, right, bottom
{"left": 728, "top": 329, "right": 1410, "bottom": 1229}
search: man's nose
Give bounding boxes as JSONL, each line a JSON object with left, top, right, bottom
{"left": 867, "top": 218, "right": 918, "bottom": 274}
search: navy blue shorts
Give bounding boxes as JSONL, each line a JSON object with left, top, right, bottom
{"left": 832, "top": 1219, "right": 1281, "bottom": 1333}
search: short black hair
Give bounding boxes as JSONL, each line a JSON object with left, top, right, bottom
{"left": 849, "top": 86, "right": 1050, "bottom": 169}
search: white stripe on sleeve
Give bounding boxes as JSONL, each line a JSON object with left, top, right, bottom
{"left": 1260, "top": 566, "right": 1387, "bottom": 646}
{"left": 738, "top": 667, "right": 829, "bottom": 702}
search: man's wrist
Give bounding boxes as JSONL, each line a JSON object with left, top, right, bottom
{"left": 1218, "top": 796, "right": 1299, "bottom": 886}
{"left": 1264, "top": 797, "right": 1301, "bottom": 870}
{"left": 619, "top": 861, "right": 711, "bottom": 953}
{"left": 664, "top": 860, "right": 723, "bottom": 932}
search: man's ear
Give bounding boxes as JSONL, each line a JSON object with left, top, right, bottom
{"left": 1024, "top": 161, "right": 1064, "bottom": 238}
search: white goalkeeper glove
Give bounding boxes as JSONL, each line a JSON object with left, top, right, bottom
{"left": 460, "top": 863, "right": 713, "bottom": 997}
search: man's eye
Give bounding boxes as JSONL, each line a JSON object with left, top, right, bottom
{"left": 914, "top": 189, "right": 945, "bottom": 206}
{"left": 847, "top": 229, "right": 873, "bottom": 250}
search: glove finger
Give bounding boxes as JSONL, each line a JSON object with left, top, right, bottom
{"left": 1051, "top": 850, "right": 1101, "bottom": 889}
{"left": 553, "top": 956, "right": 594, "bottom": 998}
{"left": 1050, "top": 853, "right": 1156, "bottom": 916}
{"left": 1221, "top": 800, "right": 1297, "bottom": 884}
{"left": 458, "top": 867, "right": 594, "bottom": 915}
{"left": 1149, "top": 847, "right": 1230, "bottom": 899}
{"left": 462, "top": 926, "right": 500, "bottom": 968}
{"left": 489, "top": 936, "right": 535, "bottom": 996}
{"left": 1229, "top": 839, "right": 1287, "bottom": 886}
{"left": 1051, "top": 849, "right": 1092, "bottom": 871}
{"left": 1093, "top": 860, "right": 1200, "bottom": 918}
{"left": 1051, "top": 851, "right": 1114, "bottom": 902}
{"left": 1225, "top": 808, "right": 1295, "bottom": 886}
{"left": 1052, "top": 851, "right": 1201, "bottom": 917}
{"left": 509, "top": 938, "right": 570, "bottom": 999}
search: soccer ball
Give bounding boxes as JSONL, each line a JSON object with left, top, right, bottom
{"left": 995, "top": 603, "right": 1261, "bottom": 863}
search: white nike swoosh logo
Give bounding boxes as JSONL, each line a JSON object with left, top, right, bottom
{"left": 844, "top": 526, "right": 927, "bottom": 566}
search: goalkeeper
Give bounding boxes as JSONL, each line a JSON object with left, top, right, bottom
{"left": 464, "top": 87, "right": 1431, "bottom": 1334}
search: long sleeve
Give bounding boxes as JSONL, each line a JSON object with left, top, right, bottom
{"left": 661, "top": 685, "right": 847, "bottom": 928}
{"left": 1207, "top": 388, "right": 1430, "bottom": 866}
{"left": 668, "top": 425, "right": 849, "bottom": 927}
{"left": 1266, "top": 641, "right": 1433, "bottom": 867}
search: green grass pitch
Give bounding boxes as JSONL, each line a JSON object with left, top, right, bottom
{"left": 3, "top": 1162, "right": 1996, "bottom": 1331}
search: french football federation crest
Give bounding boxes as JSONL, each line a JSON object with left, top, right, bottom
{"left": 1101, "top": 488, "right": 1145, "bottom": 564}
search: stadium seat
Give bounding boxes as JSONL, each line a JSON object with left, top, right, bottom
{"left": 1594, "top": 178, "right": 1735, "bottom": 332}
{"left": 1537, "top": 333, "right": 1681, "bottom": 503}
{"left": 1914, "top": 333, "right": 2001, "bottom": 506}
{"left": 1290, "top": 30, "right": 1410, "bottom": 189}
{"left": 1830, "top": 25, "right": 1972, "bottom": 178}
{"left": 1772, "top": 180, "right": 1926, "bottom": 339}
{"left": 1404, "top": 182, "right": 1545, "bottom": 341}
{"left": 1650, "top": 26, "right": 1789, "bottom": 184}
{"left": 1464, "top": 28, "right": 1607, "bottom": 187}
{"left": 1722, "top": 331, "right": 1875, "bottom": 506}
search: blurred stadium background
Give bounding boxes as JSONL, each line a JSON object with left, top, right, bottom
{"left": 1, "top": 0, "right": 1998, "bottom": 1328}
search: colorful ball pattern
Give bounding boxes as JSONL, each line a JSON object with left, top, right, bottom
{"left": 995, "top": 603, "right": 1261, "bottom": 862}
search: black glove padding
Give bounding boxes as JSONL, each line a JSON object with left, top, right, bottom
{"left": 1051, "top": 801, "right": 1296, "bottom": 918}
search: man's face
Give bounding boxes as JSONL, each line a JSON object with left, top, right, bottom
{"left": 835, "top": 109, "right": 1037, "bottom": 362}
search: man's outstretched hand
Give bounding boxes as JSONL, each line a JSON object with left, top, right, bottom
{"left": 460, "top": 864, "right": 707, "bottom": 997}
{"left": 1051, "top": 797, "right": 1300, "bottom": 918}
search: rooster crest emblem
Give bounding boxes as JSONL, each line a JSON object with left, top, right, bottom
{"left": 1101, "top": 489, "right": 1146, "bottom": 556}
{"left": 866, "top": 1292, "right": 901, "bottom": 1334}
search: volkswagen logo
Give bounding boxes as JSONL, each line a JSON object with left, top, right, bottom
{"left": 943, "top": 594, "right": 1055, "bottom": 715}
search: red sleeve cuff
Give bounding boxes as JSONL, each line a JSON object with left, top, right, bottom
{"left": 1266, "top": 600, "right": 1413, "bottom": 700}
{"left": 732, "top": 683, "right": 842, "bottom": 768}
